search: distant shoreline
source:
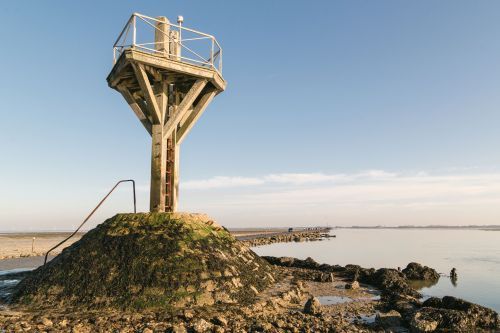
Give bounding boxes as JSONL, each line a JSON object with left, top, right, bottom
{"left": 2, "top": 225, "right": 500, "bottom": 234}
{"left": 336, "top": 225, "right": 500, "bottom": 230}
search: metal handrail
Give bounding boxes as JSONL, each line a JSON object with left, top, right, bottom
{"left": 112, "top": 13, "right": 223, "bottom": 75}
{"left": 43, "top": 179, "right": 137, "bottom": 265}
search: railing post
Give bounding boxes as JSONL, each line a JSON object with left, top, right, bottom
{"left": 132, "top": 15, "right": 137, "bottom": 48}
{"left": 178, "top": 16, "right": 183, "bottom": 46}
{"left": 210, "top": 38, "right": 214, "bottom": 68}
{"left": 219, "top": 48, "right": 222, "bottom": 74}
{"left": 132, "top": 180, "right": 136, "bottom": 213}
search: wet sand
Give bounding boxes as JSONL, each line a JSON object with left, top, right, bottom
{"left": 0, "top": 233, "right": 82, "bottom": 260}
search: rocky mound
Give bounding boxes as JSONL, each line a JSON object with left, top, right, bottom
{"left": 11, "top": 213, "right": 275, "bottom": 310}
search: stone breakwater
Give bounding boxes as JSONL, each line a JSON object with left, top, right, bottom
{"left": 239, "top": 230, "right": 334, "bottom": 247}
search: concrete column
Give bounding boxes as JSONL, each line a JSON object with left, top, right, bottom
{"left": 164, "top": 86, "right": 180, "bottom": 212}
{"left": 149, "top": 17, "right": 171, "bottom": 212}
{"left": 150, "top": 125, "right": 167, "bottom": 212}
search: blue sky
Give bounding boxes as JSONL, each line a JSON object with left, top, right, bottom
{"left": 1, "top": 1, "right": 500, "bottom": 230}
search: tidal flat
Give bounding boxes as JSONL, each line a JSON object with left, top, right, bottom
{"left": 1, "top": 225, "right": 499, "bottom": 332}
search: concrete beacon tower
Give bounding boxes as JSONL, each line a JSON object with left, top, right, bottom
{"left": 107, "top": 13, "right": 226, "bottom": 212}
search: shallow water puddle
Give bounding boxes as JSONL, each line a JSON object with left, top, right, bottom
{"left": 0, "top": 268, "right": 32, "bottom": 276}
{"left": 361, "top": 294, "right": 381, "bottom": 301}
{"left": 318, "top": 295, "right": 353, "bottom": 305}
{"left": 318, "top": 294, "right": 380, "bottom": 305}
{"left": 353, "top": 313, "right": 376, "bottom": 324}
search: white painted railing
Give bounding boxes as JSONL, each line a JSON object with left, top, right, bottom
{"left": 113, "top": 13, "right": 223, "bottom": 75}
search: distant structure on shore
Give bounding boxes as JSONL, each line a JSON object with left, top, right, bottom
{"left": 107, "top": 13, "right": 226, "bottom": 212}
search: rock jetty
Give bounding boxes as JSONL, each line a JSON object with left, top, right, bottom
{"left": 240, "top": 230, "right": 333, "bottom": 247}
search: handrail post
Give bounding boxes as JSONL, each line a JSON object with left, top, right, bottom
{"left": 132, "top": 180, "right": 137, "bottom": 213}
{"left": 219, "top": 48, "right": 222, "bottom": 74}
{"left": 178, "top": 20, "right": 182, "bottom": 47}
{"left": 176, "top": 15, "right": 184, "bottom": 60}
{"left": 210, "top": 38, "right": 214, "bottom": 68}
{"left": 132, "top": 15, "right": 137, "bottom": 48}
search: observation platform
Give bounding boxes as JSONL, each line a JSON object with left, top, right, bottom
{"left": 107, "top": 48, "right": 226, "bottom": 95}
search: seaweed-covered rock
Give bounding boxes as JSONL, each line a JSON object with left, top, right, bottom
{"left": 375, "top": 310, "right": 403, "bottom": 329}
{"left": 402, "top": 262, "right": 440, "bottom": 281}
{"left": 11, "top": 213, "right": 275, "bottom": 310}
{"left": 262, "top": 256, "right": 320, "bottom": 270}
{"left": 262, "top": 256, "right": 419, "bottom": 298}
{"left": 262, "top": 256, "right": 297, "bottom": 267}
{"left": 343, "top": 264, "right": 375, "bottom": 281}
{"left": 410, "top": 309, "right": 440, "bottom": 332}
{"left": 412, "top": 296, "right": 499, "bottom": 331}
{"left": 364, "top": 268, "right": 421, "bottom": 298}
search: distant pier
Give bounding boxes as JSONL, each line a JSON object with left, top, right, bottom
{"left": 234, "top": 227, "right": 333, "bottom": 247}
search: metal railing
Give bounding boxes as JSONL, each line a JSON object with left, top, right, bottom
{"left": 113, "top": 13, "right": 223, "bottom": 75}
{"left": 43, "top": 180, "right": 137, "bottom": 265}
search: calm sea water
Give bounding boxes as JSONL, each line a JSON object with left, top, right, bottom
{"left": 253, "top": 228, "right": 500, "bottom": 312}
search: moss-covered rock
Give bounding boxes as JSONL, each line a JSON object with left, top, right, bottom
{"left": 12, "top": 213, "right": 275, "bottom": 310}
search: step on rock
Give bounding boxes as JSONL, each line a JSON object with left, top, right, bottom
{"left": 11, "top": 213, "right": 275, "bottom": 310}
